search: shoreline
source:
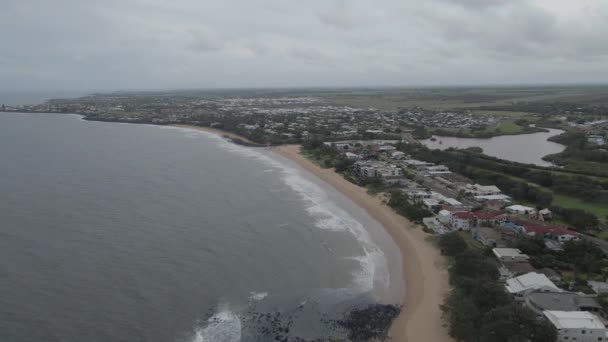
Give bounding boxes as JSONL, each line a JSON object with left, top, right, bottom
{"left": 272, "top": 145, "right": 452, "bottom": 342}
{"left": 172, "top": 124, "right": 267, "bottom": 147}
{"left": 174, "top": 123, "right": 453, "bottom": 341}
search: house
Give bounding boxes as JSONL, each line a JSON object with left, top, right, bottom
{"left": 461, "top": 183, "right": 502, "bottom": 196}
{"left": 506, "top": 205, "right": 536, "bottom": 215}
{"left": 344, "top": 152, "right": 361, "bottom": 160}
{"left": 505, "top": 272, "right": 561, "bottom": 300}
{"left": 525, "top": 292, "right": 601, "bottom": 316}
{"left": 437, "top": 209, "right": 452, "bottom": 226}
{"left": 499, "top": 261, "right": 536, "bottom": 281}
{"left": 521, "top": 225, "right": 580, "bottom": 244}
{"left": 588, "top": 280, "right": 608, "bottom": 295}
{"left": 474, "top": 194, "right": 512, "bottom": 204}
{"left": 543, "top": 311, "right": 607, "bottom": 342}
{"left": 450, "top": 211, "right": 475, "bottom": 231}
{"left": 449, "top": 211, "right": 506, "bottom": 231}
{"left": 493, "top": 248, "right": 530, "bottom": 262}
{"left": 354, "top": 161, "right": 403, "bottom": 179}
{"left": 539, "top": 208, "right": 553, "bottom": 220}
{"left": 545, "top": 239, "right": 564, "bottom": 252}
{"left": 472, "top": 227, "right": 507, "bottom": 247}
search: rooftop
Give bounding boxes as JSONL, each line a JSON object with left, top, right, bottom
{"left": 493, "top": 248, "right": 529, "bottom": 260}
{"left": 543, "top": 310, "right": 605, "bottom": 330}
{"left": 505, "top": 272, "right": 560, "bottom": 294}
{"left": 526, "top": 292, "right": 601, "bottom": 312}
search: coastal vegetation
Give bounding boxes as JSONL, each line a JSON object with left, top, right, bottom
{"left": 386, "top": 190, "right": 433, "bottom": 223}
{"left": 438, "top": 233, "right": 557, "bottom": 342}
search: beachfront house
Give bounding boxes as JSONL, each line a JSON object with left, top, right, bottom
{"left": 505, "top": 272, "right": 561, "bottom": 301}
{"left": 543, "top": 311, "right": 607, "bottom": 342}
{"left": 448, "top": 211, "right": 507, "bottom": 231}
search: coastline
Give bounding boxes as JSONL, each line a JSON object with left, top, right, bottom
{"left": 175, "top": 124, "right": 453, "bottom": 341}
{"left": 272, "top": 145, "right": 452, "bottom": 342}
{"left": 173, "top": 124, "right": 266, "bottom": 146}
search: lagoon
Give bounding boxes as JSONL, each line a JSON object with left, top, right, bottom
{"left": 420, "top": 128, "right": 566, "bottom": 167}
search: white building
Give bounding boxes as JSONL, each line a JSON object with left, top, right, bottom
{"left": 543, "top": 311, "right": 608, "bottom": 342}
{"left": 492, "top": 248, "right": 530, "bottom": 263}
{"left": 506, "top": 204, "right": 537, "bottom": 215}
{"left": 437, "top": 210, "right": 452, "bottom": 225}
{"left": 505, "top": 272, "right": 561, "bottom": 300}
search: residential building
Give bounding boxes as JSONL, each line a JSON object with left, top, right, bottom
{"left": 525, "top": 292, "right": 601, "bottom": 316}
{"left": 506, "top": 204, "right": 537, "bottom": 215}
{"left": 472, "top": 227, "right": 507, "bottom": 247}
{"left": 543, "top": 311, "right": 607, "bottom": 342}
{"left": 499, "top": 261, "right": 536, "bottom": 281}
{"left": 521, "top": 225, "right": 580, "bottom": 244}
{"left": 493, "top": 248, "right": 530, "bottom": 262}
{"left": 505, "top": 272, "right": 561, "bottom": 300}
{"left": 449, "top": 211, "right": 506, "bottom": 231}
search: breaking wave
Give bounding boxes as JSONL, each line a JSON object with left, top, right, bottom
{"left": 174, "top": 127, "right": 390, "bottom": 294}
{"left": 191, "top": 305, "right": 241, "bottom": 342}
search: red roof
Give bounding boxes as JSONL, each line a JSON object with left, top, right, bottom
{"left": 523, "top": 224, "right": 578, "bottom": 236}
{"left": 453, "top": 212, "right": 476, "bottom": 220}
{"left": 472, "top": 212, "right": 506, "bottom": 220}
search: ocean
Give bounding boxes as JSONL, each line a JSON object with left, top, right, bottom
{"left": 0, "top": 112, "right": 402, "bottom": 341}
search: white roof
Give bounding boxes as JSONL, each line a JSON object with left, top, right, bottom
{"left": 475, "top": 184, "right": 501, "bottom": 192}
{"left": 505, "top": 272, "right": 560, "bottom": 294}
{"left": 444, "top": 198, "right": 462, "bottom": 206}
{"left": 493, "top": 248, "right": 529, "bottom": 260}
{"left": 506, "top": 204, "right": 535, "bottom": 211}
{"left": 474, "top": 194, "right": 512, "bottom": 201}
{"left": 543, "top": 311, "right": 605, "bottom": 330}
{"left": 438, "top": 210, "right": 451, "bottom": 217}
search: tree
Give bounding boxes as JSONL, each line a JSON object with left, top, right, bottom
{"left": 479, "top": 304, "right": 556, "bottom": 342}
{"left": 438, "top": 232, "right": 467, "bottom": 257}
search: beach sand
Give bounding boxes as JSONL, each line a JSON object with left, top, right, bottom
{"left": 272, "top": 145, "right": 453, "bottom": 342}
{"left": 175, "top": 124, "right": 453, "bottom": 341}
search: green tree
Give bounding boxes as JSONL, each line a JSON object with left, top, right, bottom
{"left": 438, "top": 232, "right": 467, "bottom": 257}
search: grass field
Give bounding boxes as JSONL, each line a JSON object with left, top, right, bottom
{"left": 320, "top": 85, "right": 608, "bottom": 111}
{"left": 552, "top": 194, "right": 608, "bottom": 224}
{"left": 471, "top": 110, "right": 535, "bottom": 117}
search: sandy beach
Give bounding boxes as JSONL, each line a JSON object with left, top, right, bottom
{"left": 176, "top": 125, "right": 453, "bottom": 341}
{"left": 272, "top": 145, "right": 453, "bottom": 342}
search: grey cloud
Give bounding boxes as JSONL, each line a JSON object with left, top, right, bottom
{"left": 1, "top": 0, "right": 608, "bottom": 91}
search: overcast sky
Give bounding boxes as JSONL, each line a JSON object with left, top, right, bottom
{"left": 2, "top": 0, "right": 608, "bottom": 91}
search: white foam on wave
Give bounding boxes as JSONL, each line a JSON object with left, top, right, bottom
{"left": 192, "top": 305, "right": 242, "bottom": 342}
{"left": 249, "top": 291, "right": 268, "bottom": 301}
{"left": 181, "top": 129, "right": 390, "bottom": 294}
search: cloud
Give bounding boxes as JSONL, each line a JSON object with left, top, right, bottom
{"left": 318, "top": 1, "right": 362, "bottom": 30}
{"left": 1, "top": 0, "right": 608, "bottom": 91}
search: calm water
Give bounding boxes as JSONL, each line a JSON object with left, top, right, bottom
{"left": 0, "top": 113, "right": 402, "bottom": 342}
{"left": 420, "top": 128, "right": 566, "bottom": 166}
